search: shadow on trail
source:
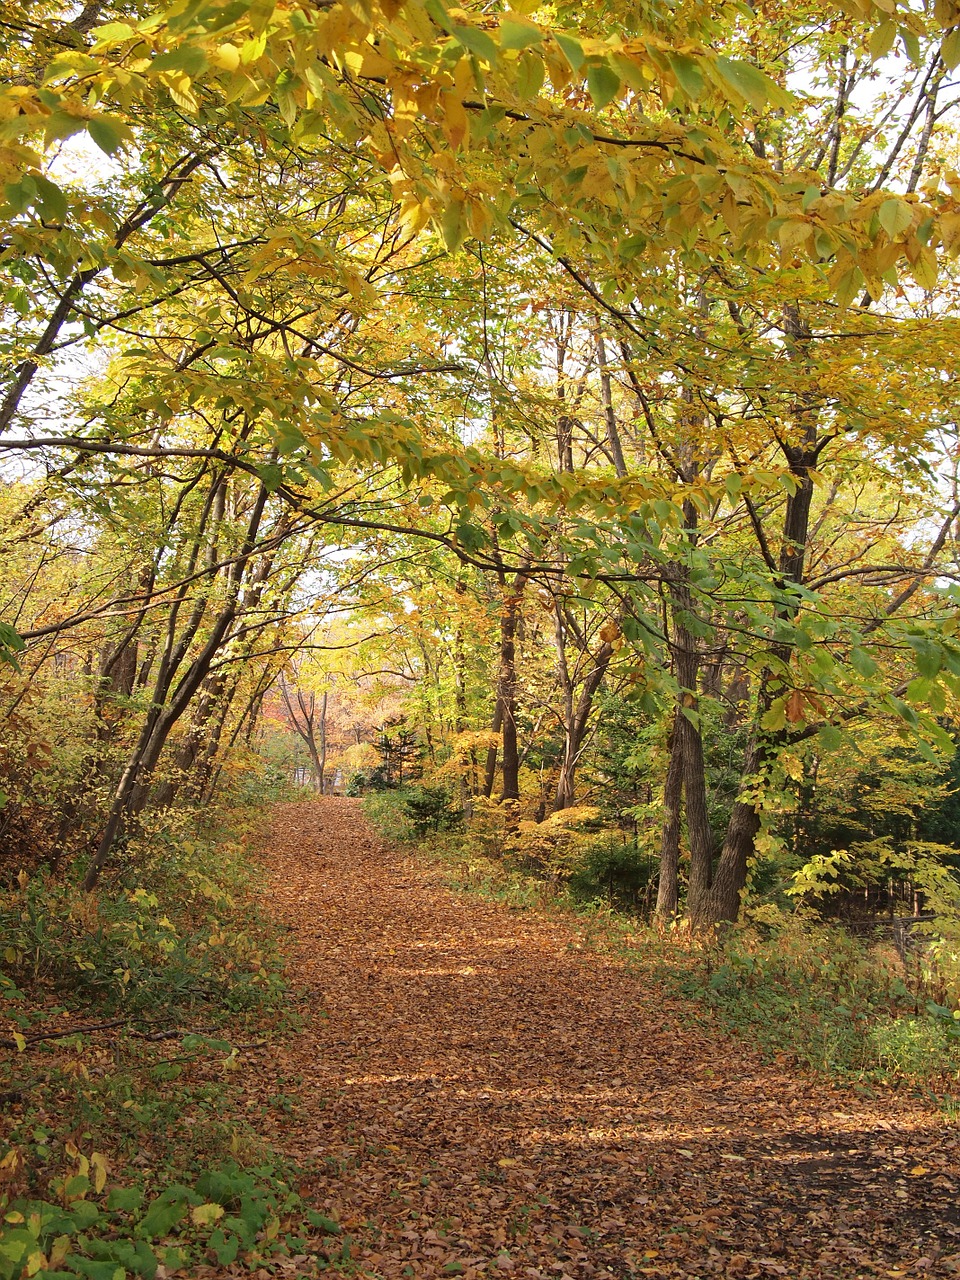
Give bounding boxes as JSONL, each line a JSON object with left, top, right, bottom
{"left": 261, "top": 799, "right": 959, "bottom": 1280}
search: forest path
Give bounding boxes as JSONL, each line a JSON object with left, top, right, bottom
{"left": 257, "top": 799, "right": 959, "bottom": 1279}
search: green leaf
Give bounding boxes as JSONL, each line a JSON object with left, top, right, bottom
{"left": 499, "top": 19, "right": 543, "bottom": 50}
{"left": 423, "top": 0, "right": 454, "bottom": 33}
{"left": 181, "top": 1032, "right": 233, "bottom": 1052}
{"left": 943, "top": 27, "right": 960, "bottom": 70}
{"left": 209, "top": 1228, "right": 239, "bottom": 1265}
{"left": 0, "top": 621, "right": 25, "bottom": 671}
{"left": 818, "top": 724, "right": 843, "bottom": 753}
{"left": 439, "top": 200, "right": 465, "bottom": 251}
{"left": 586, "top": 61, "right": 620, "bottom": 108}
{"left": 67, "top": 1261, "right": 126, "bottom": 1280}
{"left": 910, "top": 638, "right": 942, "bottom": 678}
{"left": 814, "top": 229, "right": 835, "bottom": 260}
{"left": 92, "top": 20, "right": 136, "bottom": 41}
{"left": 87, "top": 117, "right": 128, "bottom": 155}
{"left": 106, "top": 1186, "right": 143, "bottom": 1212}
{"left": 906, "top": 676, "right": 932, "bottom": 704}
{"left": 668, "top": 53, "right": 704, "bottom": 99}
{"left": 802, "top": 184, "right": 821, "bottom": 210}
{"left": 33, "top": 174, "right": 68, "bottom": 221}
{"left": 305, "top": 1210, "right": 342, "bottom": 1233}
{"left": 138, "top": 1187, "right": 192, "bottom": 1238}
{"left": 714, "top": 56, "right": 788, "bottom": 108}
{"left": 150, "top": 46, "right": 208, "bottom": 76}
{"left": 849, "top": 646, "right": 877, "bottom": 677}
{"left": 761, "top": 699, "right": 786, "bottom": 731}
{"left": 516, "top": 50, "right": 545, "bottom": 98}
{"left": 901, "top": 27, "right": 921, "bottom": 63}
{"left": 70, "top": 1200, "right": 101, "bottom": 1229}
{"left": 869, "top": 20, "right": 896, "bottom": 60}
{"left": 878, "top": 197, "right": 912, "bottom": 239}
{"left": 452, "top": 24, "right": 498, "bottom": 63}
{"left": 888, "top": 695, "right": 919, "bottom": 727}
{"left": 554, "top": 32, "right": 585, "bottom": 72}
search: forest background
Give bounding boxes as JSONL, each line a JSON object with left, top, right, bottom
{"left": 6, "top": 0, "right": 960, "bottom": 1271}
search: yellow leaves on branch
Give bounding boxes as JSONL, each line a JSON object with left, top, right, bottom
{"left": 3, "top": 0, "right": 960, "bottom": 302}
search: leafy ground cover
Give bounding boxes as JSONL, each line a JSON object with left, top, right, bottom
{"left": 261, "top": 798, "right": 960, "bottom": 1279}
{"left": 8, "top": 796, "right": 960, "bottom": 1279}
{"left": 393, "top": 795, "right": 960, "bottom": 1093}
{"left": 0, "top": 804, "right": 341, "bottom": 1279}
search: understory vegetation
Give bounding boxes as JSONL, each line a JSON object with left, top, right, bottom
{"left": 0, "top": 791, "right": 348, "bottom": 1280}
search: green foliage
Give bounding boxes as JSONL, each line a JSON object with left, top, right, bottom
{"left": 0, "top": 1157, "right": 329, "bottom": 1280}
{"left": 0, "top": 851, "right": 284, "bottom": 1019}
{"left": 870, "top": 1014, "right": 960, "bottom": 1079}
{"left": 0, "top": 623, "right": 24, "bottom": 673}
{"left": 402, "top": 786, "right": 463, "bottom": 838}
{"left": 361, "top": 785, "right": 461, "bottom": 842}
{"left": 664, "top": 913, "right": 960, "bottom": 1082}
{"left": 566, "top": 837, "right": 660, "bottom": 912}
{"left": 0, "top": 800, "right": 334, "bottom": 1280}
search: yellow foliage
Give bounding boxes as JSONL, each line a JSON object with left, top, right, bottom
{"left": 514, "top": 806, "right": 602, "bottom": 874}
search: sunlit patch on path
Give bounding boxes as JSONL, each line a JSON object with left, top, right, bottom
{"left": 258, "top": 799, "right": 959, "bottom": 1279}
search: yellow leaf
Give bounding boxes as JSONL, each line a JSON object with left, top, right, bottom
{"left": 13, "top": 1033, "right": 26, "bottom": 1052}
{"left": 209, "top": 43, "right": 240, "bottom": 71}
{"left": 191, "top": 1202, "right": 225, "bottom": 1227}
{"left": 778, "top": 219, "right": 811, "bottom": 251}
{"left": 910, "top": 1165, "right": 929, "bottom": 1176}
{"left": 497, "top": 1158, "right": 517, "bottom": 1167}
{"left": 90, "top": 1152, "right": 108, "bottom": 1194}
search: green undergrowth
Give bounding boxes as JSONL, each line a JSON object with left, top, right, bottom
{"left": 664, "top": 913, "right": 960, "bottom": 1089}
{"left": 371, "top": 799, "right": 960, "bottom": 1101}
{"left": 0, "top": 800, "right": 341, "bottom": 1279}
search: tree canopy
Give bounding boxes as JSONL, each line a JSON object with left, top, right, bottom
{"left": 4, "top": 0, "right": 960, "bottom": 936}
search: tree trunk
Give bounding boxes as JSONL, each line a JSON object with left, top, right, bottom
{"left": 482, "top": 700, "right": 504, "bottom": 799}
{"left": 694, "top": 307, "right": 817, "bottom": 928}
{"left": 500, "top": 591, "right": 522, "bottom": 801}
{"left": 655, "top": 725, "right": 683, "bottom": 917}
{"left": 552, "top": 631, "right": 616, "bottom": 812}
{"left": 83, "top": 477, "right": 270, "bottom": 890}
{"left": 660, "top": 552, "right": 715, "bottom": 919}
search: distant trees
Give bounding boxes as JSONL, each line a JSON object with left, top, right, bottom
{"left": 3, "top": 0, "right": 960, "bottom": 927}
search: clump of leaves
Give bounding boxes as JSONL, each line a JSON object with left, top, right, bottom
{"left": 0, "top": 1147, "right": 336, "bottom": 1279}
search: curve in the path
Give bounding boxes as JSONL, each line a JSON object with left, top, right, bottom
{"left": 257, "top": 799, "right": 959, "bottom": 1279}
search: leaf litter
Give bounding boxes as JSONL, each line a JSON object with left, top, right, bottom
{"left": 256, "top": 799, "right": 960, "bottom": 1279}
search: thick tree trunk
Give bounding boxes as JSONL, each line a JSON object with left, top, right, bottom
{"left": 693, "top": 309, "right": 818, "bottom": 928}
{"left": 659, "top": 551, "right": 715, "bottom": 919}
{"left": 483, "top": 566, "right": 530, "bottom": 803}
{"left": 694, "top": 742, "right": 762, "bottom": 927}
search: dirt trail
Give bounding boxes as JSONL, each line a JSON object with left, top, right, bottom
{"left": 258, "top": 799, "right": 960, "bottom": 1279}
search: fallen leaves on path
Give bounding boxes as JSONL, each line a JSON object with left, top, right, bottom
{"left": 255, "top": 800, "right": 960, "bottom": 1279}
